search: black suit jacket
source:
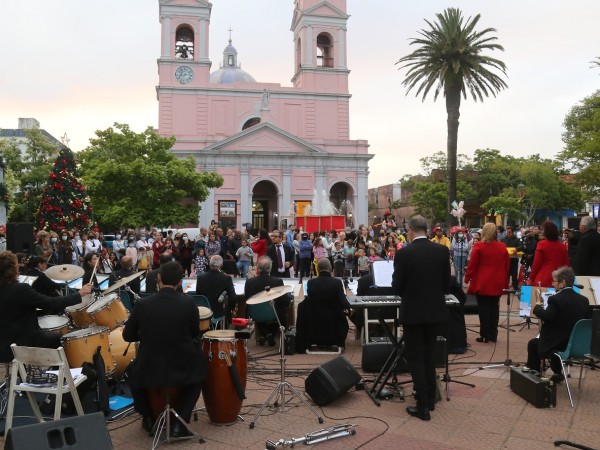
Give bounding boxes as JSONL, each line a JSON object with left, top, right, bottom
{"left": 0, "top": 282, "right": 82, "bottom": 362}
{"left": 266, "top": 244, "right": 294, "bottom": 278}
{"left": 108, "top": 268, "right": 141, "bottom": 294}
{"left": 195, "top": 269, "right": 237, "bottom": 317}
{"left": 572, "top": 230, "right": 600, "bottom": 276}
{"left": 244, "top": 273, "right": 290, "bottom": 325}
{"left": 30, "top": 268, "right": 62, "bottom": 297}
{"left": 145, "top": 268, "right": 159, "bottom": 294}
{"left": 534, "top": 288, "right": 591, "bottom": 357}
{"left": 123, "top": 288, "right": 206, "bottom": 388}
{"left": 296, "top": 272, "right": 351, "bottom": 351}
{"left": 392, "top": 237, "right": 450, "bottom": 324}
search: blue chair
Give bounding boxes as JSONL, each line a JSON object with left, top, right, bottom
{"left": 247, "top": 301, "right": 280, "bottom": 344}
{"left": 190, "top": 294, "right": 224, "bottom": 329}
{"left": 554, "top": 319, "right": 592, "bottom": 407}
{"left": 190, "top": 294, "right": 210, "bottom": 309}
{"left": 119, "top": 291, "right": 134, "bottom": 312}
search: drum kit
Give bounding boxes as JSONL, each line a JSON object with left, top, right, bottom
{"left": 37, "top": 264, "right": 144, "bottom": 380}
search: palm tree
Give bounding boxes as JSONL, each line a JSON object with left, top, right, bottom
{"left": 396, "top": 8, "right": 507, "bottom": 224}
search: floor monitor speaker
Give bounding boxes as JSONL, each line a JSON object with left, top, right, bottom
{"left": 305, "top": 356, "right": 361, "bottom": 406}
{"left": 4, "top": 412, "right": 113, "bottom": 450}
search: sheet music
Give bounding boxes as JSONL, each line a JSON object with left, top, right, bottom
{"left": 589, "top": 277, "right": 600, "bottom": 306}
{"left": 372, "top": 260, "right": 394, "bottom": 287}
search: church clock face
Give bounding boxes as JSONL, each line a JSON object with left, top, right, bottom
{"left": 175, "top": 66, "right": 194, "bottom": 84}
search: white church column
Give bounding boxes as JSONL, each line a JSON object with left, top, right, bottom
{"left": 199, "top": 18, "right": 208, "bottom": 59}
{"left": 315, "top": 169, "right": 326, "bottom": 197}
{"left": 199, "top": 188, "right": 215, "bottom": 228}
{"left": 282, "top": 168, "right": 291, "bottom": 217}
{"left": 306, "top": 26, "right": 313, "bottom": 66}
{"left": 337, "top": 28, "right": 346, "bottom": 68}
{"left": 356, "top": 171, "right": 369, "bottom": 226}
{"left": 162, "top": 16, "right": 171, "bottom": 58}
{"left": 240, "top": 168, "right": 250, "bottom": 227}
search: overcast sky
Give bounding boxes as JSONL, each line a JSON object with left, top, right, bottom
{"left": 2, "top": 0, "right": 599, "bottom": 188}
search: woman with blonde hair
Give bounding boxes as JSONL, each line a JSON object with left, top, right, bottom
{"left": 464, "top": 222, "right": 510, "bottom": 343}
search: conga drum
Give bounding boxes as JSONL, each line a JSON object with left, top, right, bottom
{"left": 109, "top": 326, "right": 136, "bottom": 378}
{"left": 198, "top": 307, "right": 213, "bottom": 333}
{"left": 65, "top": 294, "right": 96, "bottom": 328}
{"left": 61, "top": 326, "right": 116, "bottom": 377}
{"left": 87, "top": 293, "right": 129, "bottom": 330}
{"left": 38, "top": 315, "right": 70, "bottom": 335}
{"left": 201, "top": 330, "right": 247, "bottom": 425}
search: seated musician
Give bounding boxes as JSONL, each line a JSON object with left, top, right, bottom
{"left": 123, "top": 261, "right": 207, "bottom": 437}
{"left": 244, "top": 256, "right": 292, "bottom": 346}
{"left": 526, "top": 266, "right": 591, "bottom": 382}
{"left": 145, "top": 252, "right": 174, "bottom": 294}
{"left": 295, "top": 258, "right": 351, "bottom": 353}
{"left": 0, "top": 251, "right": 92, "bottom": 363}
{"left": 195, "top": 255, "right": 237, "bottom": 325}
{"left": 108, "top": 256, "right": 141, "bottom": 296}
{"left": 28, "top": 256, "right": 63, "bottom": 297}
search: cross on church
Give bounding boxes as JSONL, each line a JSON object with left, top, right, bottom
{"left": 228, "top": 26, "right": 233, "bottom": 42}
{"left": 61, "top": 133, "right": 70, "bottom": 147}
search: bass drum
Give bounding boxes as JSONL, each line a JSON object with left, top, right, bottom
{"left": 201, "top": 330, "right": 247, "bottom": 425}
{"left": 61, "top": 326, "right": 115, "bottom": 377}
{"left": 109, "top": 326, "right": 136, "bottom": 379}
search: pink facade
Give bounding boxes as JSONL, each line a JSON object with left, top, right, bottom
{"left": 157, "top": 0, "right": 371, "bottom": 230}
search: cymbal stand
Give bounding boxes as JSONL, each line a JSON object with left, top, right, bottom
{"left": 152, "top": 389, "right": 204, "bottom": 449}
{"left": 249, "top": 299, "right": 323, "bottom": 429}
{"left": 479, "top": 289, "right": 520, "bottom": 371}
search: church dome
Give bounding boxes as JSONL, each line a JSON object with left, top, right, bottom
{"left": 210, "top": 39, "right": 256, "bottom": 84}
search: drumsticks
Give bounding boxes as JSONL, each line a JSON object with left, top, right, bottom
{"left": 90, "top": 255, "right": 100, "bottom": 286}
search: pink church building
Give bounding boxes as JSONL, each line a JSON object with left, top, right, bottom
{"left": 157, "top": 0, "right": 372, "bottom": 231}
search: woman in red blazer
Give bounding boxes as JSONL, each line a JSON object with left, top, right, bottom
{"left": 464, "top": 223, "right": 510, "bottom": 343}
{"left": 251, "top": 228, "right": 272, "bottom": 259}
{"left": 528, "top": 221, "right": 569, "bottom": 287}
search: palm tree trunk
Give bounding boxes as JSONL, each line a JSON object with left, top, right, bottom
{"left": 445, "top": 82, "right": 461, "bottom": 225}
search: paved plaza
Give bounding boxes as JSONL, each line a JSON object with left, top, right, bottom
{"left": 2, "top": 296, "right": 599, "bottom": 450}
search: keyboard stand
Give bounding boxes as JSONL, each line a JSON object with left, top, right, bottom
{"left": 367, "top": 311, "right": 411, "bottom": 406}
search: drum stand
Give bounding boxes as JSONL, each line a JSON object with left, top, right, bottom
{"left": 152, "top": 389, "right": 204, "bottom": 449}
{"left": 249, "top": 299, "right": 323, "bottom": 429}
{"left": 479, "top": 289, "right": 520, "bottom": 371}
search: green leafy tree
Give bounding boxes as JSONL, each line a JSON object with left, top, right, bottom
{"left": 35, "top": 148, "right": 94, "bottom": 232}
{"left": 396, "top": 8, "right": 507, "bottom": 224}
{"left": 559, "top": 89, "right": 600, "bottom": 200}
{"left": 79, "top": 123, "right": 223, "bottom": 228}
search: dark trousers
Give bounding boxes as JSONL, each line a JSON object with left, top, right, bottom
{"left": 476, "top": 295, "right": 500, "bottom": 341}
{"left": 403, "top": 322, "right": 443, "bottom": 409}
{"left": 508, "top": 259, "right": 519, "bottom": 290}
{"left": 131, "top": 382, "right": 202, "bottom": 423}
{"left": 527, "top": 338, "right": 562, "bottom": 374}
{"left": 298, "top": 258, "right": 311, "bottom": 278}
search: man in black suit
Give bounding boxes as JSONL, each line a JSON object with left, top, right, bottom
{"left": 392, "top": 215, "right": 450, "bottom": 421}
{"left": 145, "top": 253, "right": 173, "bottom": 294}
{"left": 295, "top": 258, "right": 351, "bottom": 352}
{"left": 526, "top": 266, "right": 591, "bottom": 382}
{"left": 244, "top": 256, "right": 292, "bottom": 345}
{"left": 572, "top": 216, "right": 600, "bottom": 276}
{"left": 266, "top": 230, "right": 294, "bottom": 278}
{"left": 0, "top": 251, "right": 92, "bottom": 363}
{"left": 123, "top": 261, "right": 207, "bottom": 437}
{"left": 108, "top": 256, "right": 141, "bottom": 295}
{"left": 195, "top": 255, "right": 237, "bottom": 323}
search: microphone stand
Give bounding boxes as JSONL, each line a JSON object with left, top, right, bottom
{"left": 249, "top": 297, "right": 323, "bottom": 429}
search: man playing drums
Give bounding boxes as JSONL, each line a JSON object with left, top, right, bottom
{"left": 123, "top": 261, "right": 207, "bottom": 437}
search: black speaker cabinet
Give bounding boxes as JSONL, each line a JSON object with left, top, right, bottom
{"left": 361, "top": 336, "right": 447, "bottom": 373}
{"left": 4, "top": 412, "right": 113, "bottom": 450}
{"left": 305, "top": 356, "right": 361, "bottom": 406}
{"left": 6, "top": 222, "right": 34, "bottom": 255}
{"left": 464, "top": 294, "right": 479, "bottom": 314}
{"left": 591, "top": 309, "right": 600, "bottom": 358}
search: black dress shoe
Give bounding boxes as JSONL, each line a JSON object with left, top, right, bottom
{"left": 550, "top": 373, "right": 565, "bottom": 383}
{"left": 406, "top": 405, "right": 431, "bottom": 421}
{"left": 170, "top": 421, "right": 193, "bottom": 438}
{"left": 475, "top": 337, "right": 489, "bottom": 343}
{"left": 258, "top": 336, "right": 266, "bottom": 345}
{"left": 141, "top": 416, "right": 154, "bottom": 435}
{"left": 266, "top": 333, "right": 276, "bottom": 346}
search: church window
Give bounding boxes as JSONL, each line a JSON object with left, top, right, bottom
{"left": 175, "top": 25, "right": 194, "bottom": 60}
{"left": 316, "top": 33, "right": 333, "bottom": 68}
{"left": 242, "top": 117, "right": 261, "bottom": 130}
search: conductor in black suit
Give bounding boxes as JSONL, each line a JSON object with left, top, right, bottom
{"left": 526, "top": 266, "right": 590, "bottom": 382}
{"left": 266, "top": 230, "right": 294, "bottom": 278}
{"left": 195, "top": 255, "right": 237, "bottom": 323}
{"left": 123, "top": 261, "right": 207, "bottom": 437}
{"left": 392, "top": 215, "right": 450, "bottom": 421}
{"left": 244, "top": 256, "right": 292, "bottom": 345}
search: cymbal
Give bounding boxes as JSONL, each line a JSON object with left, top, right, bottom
{"left": 45, "top": 264, "right": 84, "bottom": 281}
{"left": 103, "top": 271, "right": 145, "bottom": 295}
{"left": 246, "top": 285, "right": 293, "bottom": 305}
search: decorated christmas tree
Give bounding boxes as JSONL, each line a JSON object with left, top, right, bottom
{"left": 35, "top": 148, "right": 95, "bottom": 232}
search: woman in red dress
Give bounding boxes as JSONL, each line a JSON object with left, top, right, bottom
{"left": 464, "top": 223, "right": 510, "bottom": 343}
{"left": 251, "top": 228, "right": 272, "bottom": 259}
{"left": 528, "top": 221, "right": 569, "bottom": 287}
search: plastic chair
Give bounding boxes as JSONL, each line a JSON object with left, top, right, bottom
{"left": 119, "top": 290, "right": 134, "bottom": 311}
{"left": 190, "top": 294, "right": 224, "bottom": 329}
{"left": 190, "top": 294, "right": 210, "bottom": 309}
{"left": 554, "top": 319, "right": 592, "bottom": 407}
{"left": 5, "top": 344, "right": 88, "bottom": 433}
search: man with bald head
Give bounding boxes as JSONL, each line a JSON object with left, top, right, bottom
{"left": 108, "top": 255, "right": 141, "bottom": 296}
{"left": 195, "top": 255, "right": 237, "bottom": 324}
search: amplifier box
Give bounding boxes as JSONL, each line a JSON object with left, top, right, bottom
{"left": 361, "top": 336, "right": 446, "bottom": 372}
{"left": 284, "top": 328, "right": 296, "bottom": 355}
{"left": 510, "top": 367, "right": 556, "bottom": 408}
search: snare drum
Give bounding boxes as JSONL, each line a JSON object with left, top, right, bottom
{"left": 198, "top": 307, "right": 213, "bottom": 333}
{"left": 38, "top": 315, "right": 70, "bottom": 335}
{"left": 201, "top": 330, "right": 247, "bottom": 425}
{"left": 87, "top": 293, "right": 129, "bottom": 330}
{"left": 61, "top": 326, "right": 115, "bottom": 376}
{"left": 109, "top": 326, "right": 136, "bottom": 378}
{"left": 65, "top": 294, "right": 96, "bottom": 328}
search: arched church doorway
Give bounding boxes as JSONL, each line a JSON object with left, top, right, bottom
{"left": 252, "top": 180, "right": 279, "bottom": 232}
{"left": 329, "top": 182, "right": 354, "bottom": 227}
